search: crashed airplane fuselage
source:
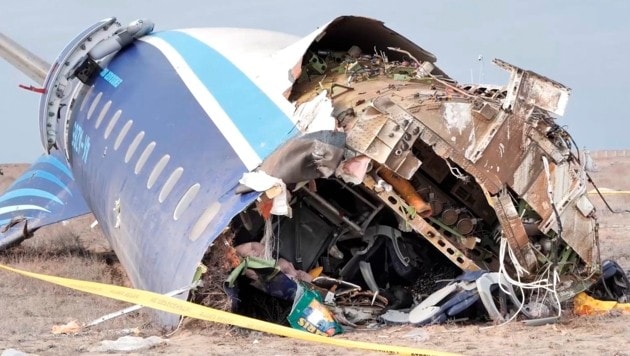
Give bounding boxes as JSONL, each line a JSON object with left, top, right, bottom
{"left": 0, "top": 16, "right": 599, "bottom": 326}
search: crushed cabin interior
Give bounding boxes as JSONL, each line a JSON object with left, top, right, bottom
{"left": 207, "top": 16, "right": 599, "bottom": 321}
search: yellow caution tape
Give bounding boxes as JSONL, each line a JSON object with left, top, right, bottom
{"left": 587, "top": 189, "right": 630, "bottom": 195}
{"left": 0, "top": 263, "right": 457, "bottom": 356}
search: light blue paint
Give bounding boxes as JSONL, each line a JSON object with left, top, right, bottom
{"left": 0, "top": 204, "right": 50, "bottom": 215}
{"left": 100, "top": 68, "right": 123, "bottom": 87}
{"left": 12, "top": 170, "right": 71, "bottom": 194}
{"left": 153, "top": 31, "right": 298, "bottom": 159}
{"left": 0, "top": 188, "right": 64, "bottom": 205}
{"left": 71, "top": 122, "right": 91, "bottom": 164}
{"left": 42, "top": 155, "right": 74, "bottom": 180}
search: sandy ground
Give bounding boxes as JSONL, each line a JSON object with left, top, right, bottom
{"left": 0, "top": 153, "right": 629, "bottom": 356}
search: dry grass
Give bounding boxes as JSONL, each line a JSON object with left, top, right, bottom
{"left": 0, "top": 228, "right": 155, "bottom": 353}
{"left": 194, "top": 231, "right": 240, "bottom": 312}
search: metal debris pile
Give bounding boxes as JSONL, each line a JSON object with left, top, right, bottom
{"left": 194, "top": 33, "right": 630, "bottom": 334}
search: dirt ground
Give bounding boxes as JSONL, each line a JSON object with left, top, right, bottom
{"left": 0, "top": 152, "right": 629, "bottom": 356}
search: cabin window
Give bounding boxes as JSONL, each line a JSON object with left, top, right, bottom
{"left": 135, "top": 142, "right": 156, "bottom": 174}
{"left": 86, "top": 92, "right": 103, "bottom": 120}
{"left": 189, "top": 202, "right": 221, "bottom": 241}
{"left": 124, "top": 131, "right": 144, "bottom": 163}
{"left": 79, "top": 85, "right": 95, "bottom": 112}
{"left": 147, "top": 154, "right": 170, "bottom": 188}
{"left": 104, "top": 110, "right": 122, "bottom": 139}
{"left": 159, "top": 167, "right": 184, "bottom": 202}
{"left": 114, "top": 120, "right": 133, "bottom": 150}
{"left": 174, "top": 183, "right": 200, "bottom": 220}
{"left": 95, "top": 100, "right": 112, "bottom": 129}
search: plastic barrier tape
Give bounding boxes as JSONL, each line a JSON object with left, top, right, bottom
{"left": 0, "top": 264, "right": 458, "bottom": 356}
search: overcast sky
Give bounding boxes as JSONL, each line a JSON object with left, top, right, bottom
{"left": 0, "top": 0, "right": 628, "bottom": 163}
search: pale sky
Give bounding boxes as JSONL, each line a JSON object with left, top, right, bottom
{"left": 1, "top": 0, "right": 628, "bottom": 163}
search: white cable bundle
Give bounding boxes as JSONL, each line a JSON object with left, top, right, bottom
{"left": 495, "top": 236, "right": 562, "bottom": 326}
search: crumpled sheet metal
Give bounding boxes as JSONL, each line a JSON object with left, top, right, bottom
{"left": 259, "top": 130, "right": 346, "bottom": 184}
{"left": 291, "top": 48, "right": 598, "bottom": 275}
{"left": 494, "top": 58, "right": 571, "bottom": 116}
{"left": 345, "top": 96, "right": 423, "bottom": 179}
{"left": 396, "top": 60, "right": 593, "bottom": 270}
{"left": 489, "top": 191, "right": 537, "bottom": 271}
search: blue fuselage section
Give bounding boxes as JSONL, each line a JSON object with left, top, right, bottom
{"left": 67, "top": 36, "right": 271, "bottom": 324}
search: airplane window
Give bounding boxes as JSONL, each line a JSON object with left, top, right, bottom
{"left": 79, "top": 85, "right": 95, "bottom": 112}
{"left": 124, "top": 131, "right": 144, "bottom": 163}
{"left": 147, "top": 154, "right": 170, "bottom": 188}
{"left": 189, "top": 202, "right": 221, "bottom": 241}
{"left": 135, "top": 141, "right": 156, "bottom": 174}
{"left": 95, "top": 100, "right": 112, "bottom": 129}
{"left": 173, "top": 183, "right": 200, "bottom": 220}
{"left": 104, "top": 110, "right": 122, "bottom": 139}
{"left": 114, "top": 120, "right": 133, "bottom": 150}
{"left": 159, "top": 167, "right": 184, "bottom": 203}
{"left": 86, "top": 92, "right": 103, "bottom": 120}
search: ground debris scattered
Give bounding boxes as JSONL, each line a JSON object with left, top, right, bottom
{"left": 88, "top": 335, "right": 168, "bottom": 352}
{"left": 51, "top": 320, "right": 81, "bottom": 335}
{"left": 1, "top": 349, "right": 35, "bottom": 356}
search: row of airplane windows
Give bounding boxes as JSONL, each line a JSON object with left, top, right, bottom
{"left": 78, "top": 88, "right": 215, "bottom": 240}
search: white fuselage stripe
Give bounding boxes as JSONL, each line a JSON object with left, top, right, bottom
{"left": 140, "top": 36, "right": 261, "bottom": 171}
